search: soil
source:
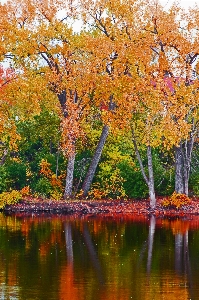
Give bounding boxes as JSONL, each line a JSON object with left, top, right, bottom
{"left": 3, "top": 196, "right": 199, "bottom": 217}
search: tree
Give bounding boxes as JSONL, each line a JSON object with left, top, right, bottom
{"left": 77, "top": 0, "right": 171, "bottom": 205}
{"left": 112, "top": 0, "right": 199, "bottom": 203}
{"left": 3, "top": 0, "right": 199, "bottom": 202}
{"left": 0, "top": 65, "right": 21, "bottom": 157}
{"left": 78, "top": 0, "right": 140, "bottom": 196}
{"left": 2, "top": 0, "right": 97, "bottom": 198}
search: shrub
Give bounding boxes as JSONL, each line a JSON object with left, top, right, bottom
{"left": 5, "top": 161, "right": 27, "bottom": 190}
{"left": 0, "top": 166, "right": 8, "bottom": 193}
{"left": 33, "top": 177, "right": 53, "bottom": 198}
{"left": 31, "top": 159, "right": 64, "bottom": 199}
{"left": 21, "top": 185, "right": 31, "bottom": 196}
{"left": 89, "top": 163, "right": 126, "bottom": 199}
{"left": 118, "top": 160, "right": 148, "bottom": 199}
{"left": 161, "top": 192, "right": 191, "bottom": 209}
{"left": 50, "top": 190, "right": 63, "bottom": 201}
{"left": 189, "top": 172, "right": 199, "bottom": 196}
{"left": 0, "top": 190, "right": 22, "bottom": 209}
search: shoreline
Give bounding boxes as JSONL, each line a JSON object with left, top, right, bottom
{"left": 2, "top": 197, "right": 199, "bottom": 217}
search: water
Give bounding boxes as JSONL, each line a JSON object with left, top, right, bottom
{"left": 0, "top": 213, "right": 199, "bottom": 300}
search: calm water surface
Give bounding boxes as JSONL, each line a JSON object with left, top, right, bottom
{"left": 0, "top": 212, "right": 199, "bottom": 300}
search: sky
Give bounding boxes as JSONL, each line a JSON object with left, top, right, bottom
{"left": 0, "top": 0, "right": 198, "bottom": 8}
{"left": 160, "top": 0, "right": 198, "bottom": 9}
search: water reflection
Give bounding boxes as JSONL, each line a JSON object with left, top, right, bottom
{"left": 0, "top": 213, "right": 199, "bottom": 299}
{"left": 147, "top": 215, "right": 156, "bottom": 274}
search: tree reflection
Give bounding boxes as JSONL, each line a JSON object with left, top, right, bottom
{"left": 0, "top": 213, "right": 199, "bottom": 299}
{"left": 175, "top": 232, "right": 184, "bottom": 273}
{"left": 147, "top": 215, "right": 156, "bottom": 274}
{"left": 83, "top": 223, "right": 105, "bottom": 285}
{"left": 65, "top": 222, "right": 73, "bottom": 263}
{"left": 59, "top": 222, "right": 79, "bottom": 300}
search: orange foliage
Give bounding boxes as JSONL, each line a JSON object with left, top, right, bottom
{"left": 40, "top": 159, "right": 52, "bottom": 178}
{"left": 2, "top": 0, "right": 199, "bottom": 200}
{"left": 162, "top": 192, "right": 191, "bottom": 209}
{"left": 1, "top": 0, "right": 199, "bottom": 150}
{"left": 21, "top": 186, "right": 31, "bottom": 196}
{"left": 39, "top": 159, "right": 64, "bottom": 192}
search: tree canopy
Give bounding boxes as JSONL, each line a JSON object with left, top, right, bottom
{"left": 1, "top": 0, "right": 199, "bottom": 207}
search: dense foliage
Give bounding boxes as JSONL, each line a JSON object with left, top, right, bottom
{"left": 1, "top": 0, "right": 199, "bottom": 207}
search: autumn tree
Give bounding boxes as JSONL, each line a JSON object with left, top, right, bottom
{"left": 2, "top": 0, "right": 99, "bottom": 198}
{"left": 78, "top": 0, "right": 141, "bottom": 196}
{"left": 79, "top": 0, "right": 199, "bottom": 206}
{"left": 0, "top": 65, "right": 21, "bottom": 162}
{"left": 140, "top": 2, "right": 199, "bottom": 197}
{"left": 77, "top": 0, "right": 164, "bottom": 206}
{"left": 170, "top": 5, "right": 199, "bottom": 196}
{"left": 3, "top": 0, "right": 199, "bottom": 203}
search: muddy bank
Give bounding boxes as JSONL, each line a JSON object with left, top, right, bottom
{"left": 3, "top": 197, "right": 199, "bottom": 217}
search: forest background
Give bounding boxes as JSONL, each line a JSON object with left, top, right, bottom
{"left": 1, "top": 0, "right": 199, "bottom": 209}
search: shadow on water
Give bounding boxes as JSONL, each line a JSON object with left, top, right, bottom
{"left": 1, "top": 213, "right": 199, "bottom": 299}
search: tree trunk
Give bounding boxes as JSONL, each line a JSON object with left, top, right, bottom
{"left": 183, "top": 137, "right": 194, "bottom": 196}
{"left": 184, "top": 165, "right": 189, "bottom": 196}
{"left": 175, "top": 121, "right": 196, "bottom": 196}
{"left": 82, "top": 124, "right": 109, "bottom": 196}
{"left": 147, "top": 145, "right": 156, "bottom": 209}
{"left": 64, "top": 152, "right": 76, "bottom": 199}
{"left": 175, "top": 145, "right": 185, "bottom": 194}
{"left": 132, "top": 138, "right": 149, "bottom": 185}
{"left": 132, "top": 135, "right": 156, "bottom": 208}
{"left": 57, "top": 91, "right": 77, "bottom": 199}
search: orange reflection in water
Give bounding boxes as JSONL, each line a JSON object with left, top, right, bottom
{"left": 144, "top": 273, "right": 189, "bottom": 300}
{"left": 0, "top": 212, "right": 199, "bottom": 300}
{"left": 59, "top": 263, "right": 82, "bottom": 300}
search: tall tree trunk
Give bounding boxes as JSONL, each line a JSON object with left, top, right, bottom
{"left": 147, "top": 145, "right": 156, "bottom": 209}
{"left": 175, "top": 145, "right": 185, "bottom": 194}
{"left": 55, "top": 144, "right": 60, "bottom": 178}
{"left": 132, "top": 134, "right": 156, "bottom": 208}
{"left": 175, "top": 119, "right": 196, "bottom": 196}
{"left": 82, "top": 124, "right": 109, "bottom": 196}
{"left": 57, "top": 90, "right": 77, "bottom": 199}
{"left": 64, "top": 152, "right": 76, "bottom": 199}
{"left": 183, "top": 137, "right": 195, "bottom": 196}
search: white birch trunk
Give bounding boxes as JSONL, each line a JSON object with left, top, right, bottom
{"left": 147, "top": 145, "right": 156, "bottom": 209}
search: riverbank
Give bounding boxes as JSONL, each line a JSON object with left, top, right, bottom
{"left": 3, "top": 196, "right": 199, "bottom": 217}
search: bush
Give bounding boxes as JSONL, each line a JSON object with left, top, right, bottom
{"left": 5, "top": 160, "right": 27, "bottom": 190}
{"left": 0, "top": 190, "right": 22, "bottom": 209}
{"left": 161, "top": 192, "right": 191, "bottom": 209}
{"left": 118, "top": 161, "right": 148, "bottom": 199}
{"left": 189, "top": 172, "right": 199, "bottom": 196}
{"left": 89, "top": 166, "right": 126, "bottom": 199}
{"left": 152, "top": 151, "right": 175, "bottom": 196}
{"left": 0, "top": 166, "right": 8, "bottom": 193}
{"left": 33, "top": 177, "right": 53, "bottom": 198}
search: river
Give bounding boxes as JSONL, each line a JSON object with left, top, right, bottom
{"left": 0, "top": 213, "right": 199, "bottom": 299}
